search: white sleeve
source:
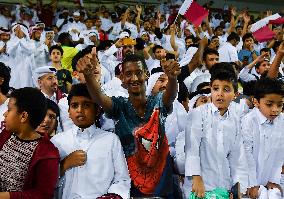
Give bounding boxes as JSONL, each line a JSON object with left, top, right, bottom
{"left": 240, "top": 118, "right": 257, "bottom": 187}
{"left": 228, "top": 127, "right": 249, "bottom": 193}
{"left": 185, "top": 108, "right": 203, "bottom": 177}
{"left": 6, "top": 38, "right": 21, "bottom": 55}
{"left": 174, "top": 130, "right": 185, "bottom": 175}
{"left": 107, "top": 135, "right": 131, "bottom": 199}
{"left": 239, "top": 66, "right": 257, "bottom": 82}
{"left": 229, "top": 47, "right": 239, "bottom": 62}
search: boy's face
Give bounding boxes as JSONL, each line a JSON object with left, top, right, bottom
{"left": 122, "top": 61, "right": 147, "bottom": 96}
{"left": 69, "top": 96, "right": 98, "bottom": 129}
{"left": 211, "top": 80, "right": 235, "bottom": 114}
{"left": 50, "top": 49, "right": 62, "bottom": 63}
{"left": 3, "top": 98, "right": 22, "bottom": 132}
{"left": 36, "top": 109, "right": 57, "bottom": 136}
{"left": 195, "top": 95, "right": 211, "bottom": 108}
{"left": 244, "top": 37, "right": 254, "bottom": 49}
{"left": 151, "top": 74, "right": 168, "bottom": 95}
{"left": 154, "top": 48, "right": 166, "bottom": 60}
{"left": 255, "top": 94, "right": 284, "bottom": 121}
{"left": 256, "top": 60, "right": 270, "bottom": 75}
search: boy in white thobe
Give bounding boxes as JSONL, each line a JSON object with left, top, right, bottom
{"left": 242, "top": 78, "right": 284, "bottom": 199}
{"left": 51, "top": 83, "right": 130, "bottom": 199}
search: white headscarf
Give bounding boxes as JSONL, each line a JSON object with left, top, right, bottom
{"left": 11, "top": 23, "right": 30, "bottom": 40}
{"left": 146, "top": 72, "right": 164, "bottom": 96}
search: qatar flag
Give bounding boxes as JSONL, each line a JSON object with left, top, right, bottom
{"left": 250, "top": 13, "right": 284, "bottom": 42}
{"left": 178, "top": 0, "right": 209, "bottom": 27}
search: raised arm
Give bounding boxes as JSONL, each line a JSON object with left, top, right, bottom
{"left": 161, "top": 59, "right": 181, "bottom": 108}
{"left": 268, "top": 42, "right": 284, "bottom": 78}
{"left": 76, "top": 47, "right": 112, "bottom": 112}
{"left": 187, "top": 38, "right": 208, "bottom": 74}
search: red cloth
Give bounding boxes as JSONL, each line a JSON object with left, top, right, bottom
{"left": 0, "top": 129, "right": 60, "bottom": 199}
{"left": 269, "top": 18, "right": 284, "bottom": 25}
{"left": 252, "top": 25, "right": 276, "bottom": 42}
{"left": 183, "top": 1, "right": 209, "bottom": 27}
{"left": 127, "top": 109, "right": 169, "bottom": 194}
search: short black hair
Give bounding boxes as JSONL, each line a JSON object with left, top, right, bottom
{"left": 254, "top": 78, "right": 284, "bottom": 101}
{"left": 0, "top": 62, "right": 11, "bottom": 95}
{"left": 67, "top": 83, "right": 93, "bottom": 106}
{"left": 10, "top": 87, "right": 47, "bottom": 129}
{"left": 255, "top": 59, "right": 269, "bottom": 69}
{"left": 227, "top": 32, "right": 240, "bottom": 42}
{"left": 260, "top": 47, "right": 271, "bottom": 55}
{"left": 209, "top": 62, "right": 238, "bottom": 92}
{"left": 242, "top": 80, "right": 256, "bottom": 96}
{"left": 121, "top": 54, "right": 147, "bottom": 72}
{"left": 242, "top": 33, "right": 254, "bottom": 42}
{"left": 49, "top": 45, "right": 63, "bottom": 56}
{"left": 72, "top": 45, "right": 96, "bottom": 72}
{"left": 203, "top": 48, "right": 219, "bottom": 61}
{"left": 46, "top": 98, "right": 60, "bottom": 117}
{"left": 152, "top": 45, "right": 164, "bottom": 54}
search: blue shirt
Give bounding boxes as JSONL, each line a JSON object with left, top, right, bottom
{"left": 105, "top": 92, "right": 174, "bottom": 196}
{"left": 238, "top": 49, "right": 259, "bottom": 64}
{"left": 106, "top": 92, "right": 171, "bottom": 157}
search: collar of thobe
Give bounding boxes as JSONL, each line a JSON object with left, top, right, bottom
{"left": 74, "top": 124, "right": 98, "bottom": 140}
{"left": 211, "top": 103, "right": 230, "bottom": 119}
{"left": 42, "top": 91, "right": 56, "bottom": 102}
{"left": 255, "top": 108, "right": 273, "bottom": 125}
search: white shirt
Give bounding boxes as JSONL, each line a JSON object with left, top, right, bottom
{"left": 241, "top": 108, "right": 284, "bottom": 187}
{"left": 239, "top": 66, "right": 260, "bottom": 82}
{"left": 218, "top": 42, "right": 239, "bottom": 63}
{"left": 145, "top": 57, "right": 161, "bottom": 74}
{"left": 0, "top": 14, "right": 11, "bottom": 29}
{"left": 51, "top": 124, "right": 131, "bottom": 199}
{"left": 185, "top": 103, "right": 249, "bottom": 193}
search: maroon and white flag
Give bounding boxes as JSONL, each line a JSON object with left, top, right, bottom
{"left": 250, "top": 13, "right": 284, "bottom": 42}
{"left": 178, "top": 0, "right": 209, "bottom": 27}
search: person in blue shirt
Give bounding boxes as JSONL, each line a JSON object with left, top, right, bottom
{"left": 238, "top": 33, "right": 259, "bottom": 65}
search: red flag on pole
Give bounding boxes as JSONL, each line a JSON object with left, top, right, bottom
{"left": 178, "top": 0, "right": 209, "bottom": 27}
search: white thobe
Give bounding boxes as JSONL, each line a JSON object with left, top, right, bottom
{"left": 185, "top": 103, "right": 249, "bottom": 194}
{"left": 51, "top": 124, "right": 131, "bottom": 199}
{"left": 241, "top": 108, "right": 284, "bottom": 188}
{"left": 218, "top": 42, "right": 239, "bottom": 63}
{"left": 6, "top": 37, "right": 35, "bottom": 89}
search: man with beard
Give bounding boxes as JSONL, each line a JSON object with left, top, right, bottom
{"left": 0, "top": 28, "right": 10, "bottom": 65}
{"left": 35, "top": 66, "right": 65, "bottom": 103}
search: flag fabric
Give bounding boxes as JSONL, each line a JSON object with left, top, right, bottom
{"left": 178, "top": 0, "right": 209, "bottom": 27}
{"left": 269, "top": 18, "right": 284, "bottom": 25}
{"left": 250, "top": 13, "right": 284, "bottom": 42}
{"left": 252, "top": 25, "right": 276, "bottom": 43}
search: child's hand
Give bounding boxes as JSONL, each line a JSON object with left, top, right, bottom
{"left": 65, "top": 150, "right": 87, "bottom": 169}
{"left": 266, "top": 182, "right": 282, "bottom": 192}
{"left": 192, "top": 175, "right": 205, "bottom": 198}
{"left": 247, "top": 186, "right": 259, "bottom": 199}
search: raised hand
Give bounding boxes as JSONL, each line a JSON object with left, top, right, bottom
{"left": 76, "top": 47, "right": 98, "bottom": 76}
{"left": 161, "top": 59, "right": 181, "bottom": 79}
{"left": 136, "top": 5, "right": 142, "bottom": 13}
